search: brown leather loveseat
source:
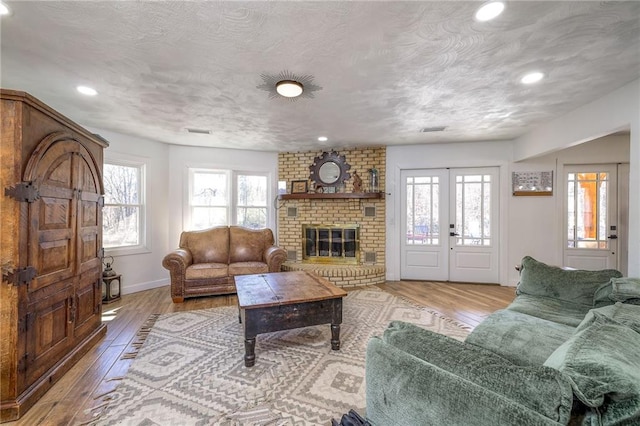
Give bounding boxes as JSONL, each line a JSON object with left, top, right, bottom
{"left": 162, "top": 226, "right": 287, "bottom": 302}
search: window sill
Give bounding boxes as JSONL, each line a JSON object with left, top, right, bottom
{"left": 104, "top": 245, "right": 151, "bottom": 257}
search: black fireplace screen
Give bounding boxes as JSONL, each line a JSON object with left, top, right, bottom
{"left": 303, "top": 224, "right": 360, "bottom": 264}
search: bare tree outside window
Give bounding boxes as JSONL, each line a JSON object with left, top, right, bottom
{"left": 103, "top": 163, "right": 143, "bottom": 248}
{"left": 190, "top": 171, "right": 228, "bottom": 230}
{"left": 237, "top": 174, "right": 268, "bottom": 229}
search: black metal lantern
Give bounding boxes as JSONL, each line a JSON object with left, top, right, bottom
{"left": 102, "top": 255, "right": 121, "bottom": 304}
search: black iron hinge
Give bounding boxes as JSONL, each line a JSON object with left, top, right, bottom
{"left": 4, "top": 181, "right": 40, "bottom": 202}
{"left": 3, "top": 266, "right": 37, "bottom": 286}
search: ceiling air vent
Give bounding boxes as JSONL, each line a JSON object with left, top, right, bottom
{"left": 420, "top": 126, "right": 447, "bottom": 133}
{"left": 186, "top": 128, "right": 211, "bottom": 135}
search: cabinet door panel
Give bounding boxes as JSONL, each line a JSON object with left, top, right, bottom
{"left": 74, "top": 271, "right": 102, "bottom": 341}
{"left": 24, "top": 284, "right": 74, "bottom": 388}
{"left": 76, "top": 151, "right": 103, "bottom": 275}
{"left": 28, "top": 154, "right": 77, "bottom": 292}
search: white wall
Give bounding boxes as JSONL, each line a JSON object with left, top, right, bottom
{"left": 166, "top": 145, "right": 278, "bottom": 250}
{"left": 87, "top": 127, "right": 171, "bottom": 295}
{"left": 513, "top": 78, "right": 640, "bottom": 277}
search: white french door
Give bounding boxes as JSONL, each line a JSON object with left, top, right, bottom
{"left": 401, "top": 169, "right": 449, "bottom": 280}
{"left": 401, "top": 167, "right": 499, "bottom": 283}
{"left": 564, "top": 164, "right": 625, "bottom": 271}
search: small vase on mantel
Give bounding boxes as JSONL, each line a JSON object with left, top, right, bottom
{"left": 368, "top": 167, "right": 379, "bottom": 193}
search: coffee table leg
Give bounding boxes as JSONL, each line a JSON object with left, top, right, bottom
{"left": 331, "top": 324, "right": 341, "bottom": 350}
{"left": 244, "top": 336, "right": 256, "bottom": 367}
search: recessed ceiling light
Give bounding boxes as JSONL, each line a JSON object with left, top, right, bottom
{"left": 77, "top": 85, "right": 98, "bottom": 96}
{"left": 275, "top": 80, "right": 304, "bottom": 98}
{"left": 318, "top": 136, "right": 328, "bottom": 142}
{"left": 520, "top": 72, "right": 545, "bottom": 85}
{"left": 0, "top": 2, "right": 11, "bottom": 16}
{"left": 475, "top": 1, "right": 505, "bottom": 22}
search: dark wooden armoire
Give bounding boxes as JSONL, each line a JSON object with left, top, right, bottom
{"left": 0, "top": 90, "right": 108, "bottom": 422}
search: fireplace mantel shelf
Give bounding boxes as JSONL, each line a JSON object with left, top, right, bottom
{"left": 279, "top": 192, "right": 384, "bottom": 200}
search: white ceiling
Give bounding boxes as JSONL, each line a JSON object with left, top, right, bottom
{"left": 1, "top": 1, "right": 639, "bottom": 152}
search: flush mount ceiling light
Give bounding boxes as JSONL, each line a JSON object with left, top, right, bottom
{"left": 521, "top": 71, "right": 545, "bottom": 85}
{"left": 276, "top": 80, "right": 303, "bottom": 98}
{"left": 475, "top": 1, "right": 505, "bottom": 21}
{"left": 76, "top": 85, "right": 98, "bottom": 96}
{"left": 258, "top": 70, "right": 322, "bottom": 101}
{"left": 0, "top": 2, "right": 11, "bottom": 16}
{"left": 318, "top": 136, "right": 328, "bottom": 142}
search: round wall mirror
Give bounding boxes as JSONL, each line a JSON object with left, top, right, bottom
{"left": 318, "top": 162, "right": 341, "bottom": 185}
{"left": 309, "top": 151, "right": 351, "bottom": 189}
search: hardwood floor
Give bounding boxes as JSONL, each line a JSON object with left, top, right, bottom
{"left": 378, "top": 280, "right": 516, "bottom": 328}
{"left": 7, "top": 281, "right": 515, "bottom": 425}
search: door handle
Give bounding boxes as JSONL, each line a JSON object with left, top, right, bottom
{"left": 608, "top": 235, "right": 618, "bottom": 239}
{"left": 449, "top": 232, "right": 459, "bottom": 237}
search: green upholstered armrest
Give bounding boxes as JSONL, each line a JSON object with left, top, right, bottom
{"left": 544, "top": 304, "right": 640, "bottom": 425}
{"left": 366, "top": 337, "right": 569, "bottom": 426}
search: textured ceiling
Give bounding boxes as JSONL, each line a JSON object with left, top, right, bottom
{"left": 1, "top": 1, "right": 639, "bottom": 152}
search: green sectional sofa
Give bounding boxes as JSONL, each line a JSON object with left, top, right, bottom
{"left": 365, "top": 256, "right": 640, "bottom": 425}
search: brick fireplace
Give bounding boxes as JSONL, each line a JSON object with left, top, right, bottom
{"left": 277, "top": 147, "right": 386, "bottom": 287}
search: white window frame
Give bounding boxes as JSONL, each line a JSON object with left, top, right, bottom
{"left": 234, "top": 171, "right": 270, "bottom": 229}
{"left": 186, "top": 167, "right": 272, "bottom": 231}
{"left": 103, "top": 156, "right": 149, "bottom": 256}
{"left": 187, "top": 168, "right": 231, "bottom": 230}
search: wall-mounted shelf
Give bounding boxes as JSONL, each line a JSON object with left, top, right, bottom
{"left": 279, "top": 192, "right": 384, "bottom": 200}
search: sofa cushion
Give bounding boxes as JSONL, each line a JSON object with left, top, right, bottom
{"left": 185, "top": 263, "right": 228, "bottom": 280}
{"left": 507, "top": 294, "right": 592, "bottom": 327}
{"left": 180, "top": 226, "right": 229, "bottom": 264}
{"left": 516, "top": 256, "right": 622, "bottom": 307}
{"left": 381, "top": 321, "right": 574, "bottom": 424}
{"left": 229, "top": 262, "right": 269, "bottom": 276}
{"left": 465, "top": 308, "right": 576, "bottom": 366}
{"left": 544, "top": 305, "right": 640, "bottom": 425}
{"left": 594, "top": 278, "right": 640, "bottom": 307}
{"left": 229, "top": 226, "right": 273, "bottom": 263}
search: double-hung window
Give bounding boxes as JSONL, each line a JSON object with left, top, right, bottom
{"left": 188, "top": 168, "right": 269, "bottom": 230}
{"left": 236, "top": 173, "right": 268, "bottom": 228}
{"left": 190, "top": 169, "right": 229, "bottom": 229}
{"left": 103, "top": 161, "right": 145, "bottom": 251}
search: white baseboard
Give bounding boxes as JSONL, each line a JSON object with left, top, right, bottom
{"left": 122, "top": 278, "right": 170, "bottom": 295}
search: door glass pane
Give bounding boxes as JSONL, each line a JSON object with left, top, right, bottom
{"left": 406, "top": 175, "right": 439, "bottom": 245}
{"left": 567, "top": 172, "right": 609, "bottom": 250}
{"left": 456, "top": 174, "right": 491, "bottom": 246}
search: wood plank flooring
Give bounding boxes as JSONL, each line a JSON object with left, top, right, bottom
{"left": 6, "top": 281, "right": 515, "bottom": 425}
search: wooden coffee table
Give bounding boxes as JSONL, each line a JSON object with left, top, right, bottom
{"left": 234, "top": 271, "right": 348, "bottom": 367}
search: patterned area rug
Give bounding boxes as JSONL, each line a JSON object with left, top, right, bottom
{"left": 96, "top": 289, "right": 469, "bottom": 425}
